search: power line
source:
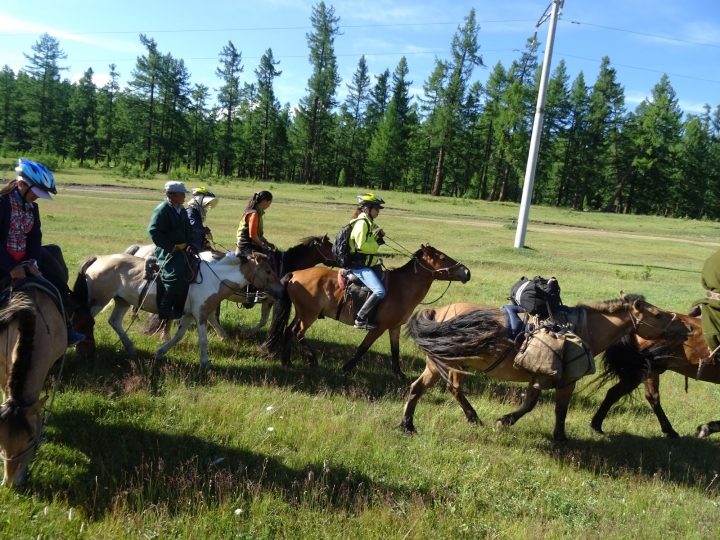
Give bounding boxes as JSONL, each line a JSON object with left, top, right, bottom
{"left": 555, "top": 51, "right": 720, "bottom": 84}
{"left": 562, "top": 19, "right": 720, "bottom": 50}
{"left": 0, "top": 19, "right": 537, "bottom": 37}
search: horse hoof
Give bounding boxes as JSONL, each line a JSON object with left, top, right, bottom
{"left": 399, "top": 421, "right": 415, "bottom": 434}
{"left": 666, "top": 430, "right": 680, "bottom": 439}
{"left": 153, "top": 351, "right": 164, "bottom": 360}
{"left": 495, "top": 416, "right": 512, "bottom": 428}
{"left": 341, "top": 363, "right": 355, "bottom": 374}
{"left": 590, "top": 423, "right": 604, "bottom": 435}
{"left": 553, "top": 434, "right": 568, "bottom": 442}
{"left": 696, "top": 424, "right": 710, "bottom": 438}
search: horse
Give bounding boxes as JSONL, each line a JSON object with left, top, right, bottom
{"left": 591, "top": 312, "right": 720, "bottom": 438}
{"left": 71, "top": 252, "right": 283, "bottom": 367}
{"left": 0, "top": 284, "right": 67, "bottom": 486}
{"left": 400, "top": 294, "right": 692, "bottom": 441}
{"left": 260, "top": 244, "right": 471, "bottom": 377}
{"left": 125, "top": 235, "right": 335, "bottom": 337}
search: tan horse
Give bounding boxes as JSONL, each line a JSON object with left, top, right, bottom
{"left": 261, "top": 245, "right": 471, "bottom": 376}
{"left": 592, "top": 313, "right": 719, "bottom": 438}
{"left": 0, "top": 285, "right": 66, "bottom": 486}
{"left": 401, "top": 294, "right": 691, "bottom": 441}
{"left": 71, "top": 252, "right": 283, "bottom": 367}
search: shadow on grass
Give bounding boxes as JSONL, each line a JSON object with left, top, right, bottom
{"left": 25, "top": 407, "right": 423, "bottom": 520}
{"left": 530, "top": 432, "right": 720, "bottom": 492}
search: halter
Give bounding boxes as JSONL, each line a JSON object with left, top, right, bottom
{"left": 0, "top": 407, "right": 43, "bottom": 465}
{"left": 313, "top": 240, "right": 336, "bottom": 266}
{"left": 629, "top": 309, "right": 681, "bottom": 336}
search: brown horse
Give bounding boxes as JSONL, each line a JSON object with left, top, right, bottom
{"left": 260, "top": 245, "right": 471, "bottom": 376}
{"left": 401, "top": 294, "right": 691, "bottom": 441}
{"left": 591, "top": 313, "right": 719, "bottom": 438}
{"left": 0, "top": 285, "right": 67, "bottom": 486}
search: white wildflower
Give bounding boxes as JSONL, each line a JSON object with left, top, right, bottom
{"left": 267, "top": 427, "right": 274, "bottom": 432}
{"left": 234, "top": 508, "right": 243, "bottom": 515}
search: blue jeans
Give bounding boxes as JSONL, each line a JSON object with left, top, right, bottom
{"left": 351, "top": 267, "right": 386, "bottom": 298}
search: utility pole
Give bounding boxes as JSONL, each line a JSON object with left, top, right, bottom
{"left": 514, "top": 0, "right": 564, "bottom": 249}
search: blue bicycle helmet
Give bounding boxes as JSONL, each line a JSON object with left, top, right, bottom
{"left": 15, "top": 158, "right": 56, "bottom": 199}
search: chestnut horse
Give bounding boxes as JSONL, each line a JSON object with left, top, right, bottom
{"left": 125, "top": 235, "right": 335, "bottom": 338}
{"left": 0, "top": 285, "right": 66, "bottom": 486}
{"left": 401, "top": 294, "right": 691, "bottom": 441}
{"left": 71, "top": 252, "right": 283, "bottom": 367}
{"left": 591, "top": 313, "right": 718, "bottom": 438}
{"left": 260, "top": 245, "right": 471, "bottom": 376}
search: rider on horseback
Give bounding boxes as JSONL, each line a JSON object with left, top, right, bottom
{"left": 236, "top": 191, "right": 275, "bottom": 305}
{"left": 148, "top": 181, "right": 194, "bottom": 320}
{"left": 187, "top": 186, "right": 218, "bottom": 253}
{"left": 347, "top": 192, "right": 386, "bottom": 330}
{"left": 0, "top": 159, "right": 85, "bottom": 346}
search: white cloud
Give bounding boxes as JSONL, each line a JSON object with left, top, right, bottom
{"left": 0, "top": 12, "right": 142, "bottom": 53}
{"left": 678, "top": 99, "right": 712, "bottom": 114}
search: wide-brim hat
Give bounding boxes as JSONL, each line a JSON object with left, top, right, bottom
{"left": 165, "top": 181, "right": 191, "bottom": 194}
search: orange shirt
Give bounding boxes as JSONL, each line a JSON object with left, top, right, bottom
{"left": 246, "top": 212, "right": 260, "bottom": 239}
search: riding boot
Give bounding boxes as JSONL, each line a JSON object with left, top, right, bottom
{"left": 159, "top": 292, "right": 184, "bottom": 320}
{"left": 354, "top": 293, "right": 382, "bottom": 330}
{"left": 60, "top": 293, "right": 85, "bottom": 347}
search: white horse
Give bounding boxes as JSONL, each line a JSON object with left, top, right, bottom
{"left": 71, "top": 252, "right": 283, "bottom": 367}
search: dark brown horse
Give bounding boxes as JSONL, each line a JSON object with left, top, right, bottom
{"left": 260, "top": 245, "right": 471, "bottom": 376}
{"left": 591, "top": 312, "right": 719, "bottom": 438}
{"left": 401, "top": 295, "right": 691, "bottom": 441}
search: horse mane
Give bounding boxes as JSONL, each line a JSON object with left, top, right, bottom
{"left": 577, "top": 294, "right": 645, "bottom": 313}
{"left": 0, "top": 292, "right": 38, "bottom": 435}
{"left": 392, "top": 249, "right": 424, "bottom": 273}
{"left": 71, "top": 255, "right": 98, "bottom": 308}
{"left": 212, "top": 254, "right": 241, "bottom": 266}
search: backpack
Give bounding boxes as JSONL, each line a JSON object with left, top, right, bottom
{"left": 510, "top": 276, "right": 562, "bottom": 318}
{"left": 332, "top": 223, "right": 354, "bottom": 268}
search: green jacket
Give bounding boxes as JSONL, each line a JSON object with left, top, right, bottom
{"left": 697, "top": 248, "right": 720, "bottom": 351}
{"left": 350, "top": 214, "right": 381, "bottom": 268}
{"left": 148, "top": 200, "right": 193, "bottom": 295}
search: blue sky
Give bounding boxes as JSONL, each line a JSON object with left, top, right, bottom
{"left": 1, "top": 0, "right": 718, "bottom": 116}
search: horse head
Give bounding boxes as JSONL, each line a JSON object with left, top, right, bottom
{"left": 240, "top": 254, "right": 284, "bottom": 299}
{"left": 314, "top": 234, "right": 335, "bottom": 267}
{"left": 418, "top": 244, "right": 471, "bottom": 283}
{"left": 70, "top": 256, "right": 98, "bottom": 357}
{"left": 0, "top": 397, "right": 46, "bottom": 487}
{"left": 621, "top": 292, "right": 692, "bottom": 340}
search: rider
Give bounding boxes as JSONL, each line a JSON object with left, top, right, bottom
{"left": 236, "top": 190, "right": 275, "bottom": 257}
{"left": 147, "top": 181, "right": 194, "bottom": 320}
{"left": 187, "top": 186, "right": 218, "bottom": 253}
{"left": 0, "top": 159, "right": 85, "bottom": 346}
{"left": 236, "top": 191, "right": 275, "bottom": 305}
{"left": 347, "top": 192, "right": 386, "bottom": 330}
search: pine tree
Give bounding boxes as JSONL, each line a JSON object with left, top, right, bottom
{"left": 129, "top": 35, "right": 163, "bottom": 171}
{"left": 296, "top": 1, "right": 342, "bottom": 184}
{"left": 69, "top": 68, "right": 97, "bottom": 165}
{"left": 216, "top": 41, "right": 244, "bottom": 176}
{"left": 255, "top": 49, "right": 282, "bottom": 180}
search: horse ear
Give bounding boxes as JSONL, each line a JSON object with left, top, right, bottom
{"left": 25, "top": 396, "right": 48, "bottom": 417}
{"left": 619, "top": 291, "right": 627, "bottom": 301}
{"left": 631, "top": 297, "right": 645, "bottom": 312}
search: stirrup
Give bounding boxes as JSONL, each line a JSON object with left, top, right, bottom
{"left": 67, "top": 328, "right": 85, "bottom": 347}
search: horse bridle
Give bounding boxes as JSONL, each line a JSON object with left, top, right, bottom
{"left": 629, "top": 309, "right": 683, "bottom": 337}
{"left": 413, "top": 256, "right": 465, "bottom": 277}
{"left": 313, "top": 240, "right": 335, "bottom": 266}
{"left": 0, "top": 406, "right": 43, "bottom": 466}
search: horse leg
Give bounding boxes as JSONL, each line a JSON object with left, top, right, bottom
{"left": 160, "top": 319, "right": 174, "bottom": 342}
{"left": 341, "top": 327, "right": 385, "bottom": 374}
{"left": 644, "top": 373, "right": 679, "bottom": 438}
{"left": 696, "top": 421, "right": 720, "bottom": 438}
{"left": 107, "top": 299, "right": 136, "bottom": 354}
{"left": 281, "top": 316, "right": 299, "bottom": 366}
{"left": 388, "top": 326, "right": 404, "bottom": 378}
{"left": 590, "top": 378, "right": 641, "bottom": 435}
{"left": 495, "top": 383, "right": 542, "bottom": 430}
{"left": 552, "top": 381, "right": 576, "bottom": 442}
{"left": 294, "top": 319, "right": 319, "bottom": 367}
{"left": 154, "top": 314, "right": 194, "bottom": 360}
{"left": 400, "top": 362, "right": 441, "bottom": 433}
{"left": 245, "top": 298, "right": 274, "bottom": 337}
{"left": 447, "top": 371, "right": 482, "bottom": 425}
{"left": 195, "top": 320, "right": 213, "bottom": 368}
{"left": 207, "top": 310, "right": 230, "bottom": 341}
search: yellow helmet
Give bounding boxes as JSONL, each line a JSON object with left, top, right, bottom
{"left": 192, "top": 186, "right": 215, "bottom": 197}
{"left": 357, "top": 192, "right": 385, "bottom": 209}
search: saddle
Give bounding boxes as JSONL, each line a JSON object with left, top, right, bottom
{"left": 335, "top": 267, "right": 389, "bottom": 322}
{"left": 133, "top": 257, "right": 190, "bottom": 319}
{"left": 0, "top": 275, "right": 65, "bottom": 318}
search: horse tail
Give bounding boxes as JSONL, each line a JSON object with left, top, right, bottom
{"left": 71, "top": 256, "right": 98, "bottom": 308}
{"left": 405, "top": 307, "right": 504, "bottom": 361}
{"left": 138, "top": 314, "right": 169, "bottom": 336}
{"left": 124, "top": 244, "right": 141, "bottom": 255}
{"left": 259, "top": 272, "right": 293, "bottom": 357}
{"left": 0, "top": 293, "right": 37, "bottom": 401}
{"left": 596, "top": 336, "right": 650, "bottom": 389}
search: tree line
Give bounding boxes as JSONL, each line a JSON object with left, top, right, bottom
{"left": 1, "top": 2, "right": 719, "bottom": 218}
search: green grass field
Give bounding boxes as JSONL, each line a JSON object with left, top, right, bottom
{"left": 2, "top": 162, "right": 720, "bottom": 539}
